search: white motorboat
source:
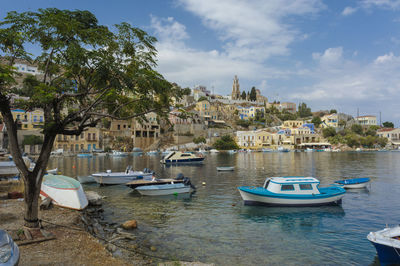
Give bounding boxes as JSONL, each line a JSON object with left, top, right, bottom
{"left": 209, "top": 149, "right": 219, "bottom": 153}
{"left": 217, "top": 166, "right": 234, "bottom": 171}
{"left": 160, "top": 151, "right": 204, "bottom": 164}
{"left": 146, "top": 150, "right": 158, "bottom": 155}
{"left": 77, "top": 175, "right": 96, "bottom": 184}
{"left": 136, "top": 183, "right": 193, "bottom": 196}
{"left": 40, "top": 174, "right": 88, "bottom": 210}
{"left": 91, "top": 166, "right": 154, "bottom": 185}
{"left": 367, "top": 225, "right": 400, "bottom": 265}
{"left": 227, "top": 150, "right": 237, "bottom": 154}
{"left": 46, "top": 168, "right": 58, "bottom": 174}
{"left": 261, "top": 148, "right": 273, "bottom": 152}
{"left": 238, "top": 176, "right": 346, "bottom": 206}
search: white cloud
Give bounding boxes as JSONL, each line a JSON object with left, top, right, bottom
{"left": 176, "top": 0, "right": 325, "bottom": 61}
{"left": 362, "top": 0, "right": 400, "bottom": 9}
{"left": 312, "top": 47, "right": 343, "bottom": 65}
{"left": 342, "top": 6, "right": 358, "bottom": 16}
{"left": 374, "top": 52, "right": 396, "bottom": 64}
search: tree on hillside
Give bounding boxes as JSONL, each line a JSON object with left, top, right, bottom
{"left": 311, "top": 116, "right": 322, "bottom": 128}
{"left": 382, "top": 121, "right": 394, "bottom": 128}
{"left": 351, "top": 124, "right": 363, "bottom": 135}
{"left": 297, "top": 102, "right": 312, "bottom": 118}
{"left": 329, "top": 109, "right": 337, "bottom": 114}
{"left": 322, "top": 127, "right": 336, "bottom": 138}
{"left": 249, "top": 86, "right": 257, "bottom": 101}
{"left": 241, "top": 91, "right": 246, "bottom": 100}
{"left": 0, "top": 9, "right": 186, "bottom": 228}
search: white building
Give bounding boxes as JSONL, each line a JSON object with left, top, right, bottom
{"left": 356, "top": 115, "right": 377, "bottom": 126}
{"left": 236, "top": 130, "right": 257, "bottom": 147}
{"left": 13, "top": 63, "right": 42, "bottom": 75}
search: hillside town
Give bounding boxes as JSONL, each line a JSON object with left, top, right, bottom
{"left": 0, "top": 60, "right": 398, "bottom": 155}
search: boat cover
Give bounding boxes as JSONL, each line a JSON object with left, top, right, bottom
{"left": 334, "top": 177, "right": 370, "bottom": 185}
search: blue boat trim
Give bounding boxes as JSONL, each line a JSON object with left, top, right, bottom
{"left": 237, "top": 186, "right": 346, "bottom": 199}
{"left": 334, "top": 177, "right": 370, "bottom": 185}
{"left": 165, "top": 158, "right": 205, "bottom": 163}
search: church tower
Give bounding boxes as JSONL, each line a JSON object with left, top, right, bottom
{"left": 232, "top": 75, "right": 240, "bottom": 100}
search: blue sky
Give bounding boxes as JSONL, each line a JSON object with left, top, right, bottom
{"left": 2, "top": 0, "right": 400, "bottom": 125}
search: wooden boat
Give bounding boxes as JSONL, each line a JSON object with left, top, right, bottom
{"left": 238, "top": 176, "right": 345, "bottom": 207}
{"left": 160, "top": 151, "right": 204, "bottom": 164}
{"left": 40, "top": 174, "right": 88, "bottom": 210}
{"left": 91, "top": 166, "right": 154, "bottom": 185}
{"left": 136, "top": 183, "right": 193, "bottom": 196}
{"left": 367, "top": 225, "right": 400, "bottom": 265}
{"left": 334, "top": 177, "right": 370, "bottom": 189}
{"left": 217, "top": 166, "right": 234, "bottom": 171}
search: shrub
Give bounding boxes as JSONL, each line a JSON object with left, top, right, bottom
{"left": 193, "top": 136, "right": 206, "bottom": 144}
{"left": 351, "top": 124, "right": 363, "bottom": 135}
{"left": 213, "top": 135, "right": 239, "bottom": 150}
{"left": 322, "top": 127, "right": 336, "bottom": 138}
{"left": 22, "top": 135, "right": 43, "bottom": 146}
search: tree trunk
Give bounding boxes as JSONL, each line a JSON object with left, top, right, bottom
{"left": 23, "top": 173, "right": 41, "bottom": 228}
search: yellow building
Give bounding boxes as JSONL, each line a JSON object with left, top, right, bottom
{"left": 255, "top": 130, "right": 275, "bottom": 148}
{"left": 54, "top": 127, "right": 103, "bottom": 152}
{"left": 195, "top": 100, "right": 219, "bottom": 120}
{"left": 321, "top": 114, "right": 338, "bottom": 128}
{"left": 282, "top": 120, "right": 304, "bottom": 129}
{"left": 10, "top": 108, "right": 44, "bottom": 130}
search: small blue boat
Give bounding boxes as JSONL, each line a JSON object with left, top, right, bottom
{"left": 334, "top": 177, "right": 370, "bottom": 189}
{"left": 77, "top": 153, "right": 93, "bottom": 158}
{"left": 368, "top": 225, "right": 400, "bottom": 266}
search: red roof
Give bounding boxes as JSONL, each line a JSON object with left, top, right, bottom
{"left": 356, "top": 115, "right": 376, "bottom": 118}
{"left": 377, "top": 128, "right": 396, "bottom": 132}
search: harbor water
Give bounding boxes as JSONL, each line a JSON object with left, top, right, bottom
{"left": 48, "top": 151, "right": 400, "bottom": 265}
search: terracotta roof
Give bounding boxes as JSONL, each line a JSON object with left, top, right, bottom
{"left": 356, "top": 115, "right": 376, "bottom": 118}
{"left": 378, "top": 128, "right": 397, "bottom": 132}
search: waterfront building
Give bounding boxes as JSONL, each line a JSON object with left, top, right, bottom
{"left": 237, "top": 106, "right": 265, "bottom": 120}
{"left": 53, "top": 127, "right": 103, "bottom": 152}
{"left": 321, "top": 113, "right": 339, "bottom": 128}
{"left": 377, "top": 128, "right": 400, "bottom": 148}
{"left": 255, "top": 129, "right": 275, "bottom": 148}
{"left": 10, "top": 109, "right": 44, "bottom": 130}
{"left": 356, "top": 115, "right": 377, "bottom": 126}
{"left": 231, "top": 75, "right": 241, "bottom": 100}
{"left": 236, "top": 130, "right": 257, "bottom": 148}
{"left": 195, "top": 100, "right": 220, "bottom": 120}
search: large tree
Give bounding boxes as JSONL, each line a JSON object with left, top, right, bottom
{"left": 249, "top": 86, "right": 257, "bottom": 101}
{"left": 0, "top": 9, "right": 186, "bottom": 228}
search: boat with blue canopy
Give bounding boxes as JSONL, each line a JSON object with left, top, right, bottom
{"left": 238, "top": 176, "right": 346, "bottom": 207}
{"left": 334, "top": 177, "right": 370, "bottom": 189}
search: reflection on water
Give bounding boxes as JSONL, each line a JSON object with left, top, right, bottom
{"left": 48, "top": 152, "right": 400, "bottom": 265}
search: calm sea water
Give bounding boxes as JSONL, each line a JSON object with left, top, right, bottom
{"left": 48, "top": 152, "right": 400, "bottom": 265}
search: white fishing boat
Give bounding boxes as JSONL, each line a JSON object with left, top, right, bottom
{"left": 160, "top": 151, "right": 204, "bottom": 164}
{"left": 238, "top": 176, "right": 346, "bottom": 206}
{"left": 261, "top": 148, "right": 273, "bottom": 152}
{"left": 109, "top": 150, "right": 129, "bottom": 157}
{"left": 367, "top": 225, "right": 400, "bottom": 265}
{"left": 136, "top": 183, "right": 193, "bottom": 196}
{"left": 40, "top": 174, "right": 88, "bottom": 210}
{"left": 305, "top": 148, "right": 315, "bottom": 152}
{"left": 91, "top": 166, "right": 154, "bottom": 185}
{"left": 227, "top": 150, "right": 237, "bottom": 154}
{"left": 146, "top": 150, "right": 158, "bottom": 155}
{"left": 209, "top": 149, "right": 219, "bottom": 153}
{"left": 216, "top": 166, "right": 234, "bottom": 171}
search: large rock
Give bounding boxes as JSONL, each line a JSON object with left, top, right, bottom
{"left": 85, "top": 191, "right": 103, "bottom": 206}
{"left": 121, "top": 220, "right": 137, "bottom": 230}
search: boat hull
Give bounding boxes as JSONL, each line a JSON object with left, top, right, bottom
{"left": 162, "top": 158, "right": 205, "bottom": 164}
{"left": 92, "top": 173, "right": 153, "bottom": 185}
{"left": 217, "top": 167, "right": 234, "bottom": 171}
{"left": 367, "top": 226, "right": 400, "bottom": 266}
{"left": 238, "top": 188, "right": 344, "bottom": 207}
{"left": 334, "top": 178, "right": 370, "bottom": 189}
{"left": 40, "top": 174, "right": 88, "bottom": 210}
{"left": 136, "top": 184, "right": 192, "bottom": 196}
{"left": 342, "top": 182, "right": 369, "bottom": 189}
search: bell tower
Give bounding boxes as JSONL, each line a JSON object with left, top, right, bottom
{"left": 232, "top": 75, "right": 240, "bottom": 100}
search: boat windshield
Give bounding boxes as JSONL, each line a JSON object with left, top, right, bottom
{"left": 263, "top": 179, "right": 270, "bottom": 189}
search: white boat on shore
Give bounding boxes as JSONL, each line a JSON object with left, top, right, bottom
{"left": 77, "top": 175, "right": 96, "bottom": 184}
{"left": 91, "top": 166, "right": 154, "bottom": 185}
{"left": 40, "top": 174, "right": 88, "bottom": 210}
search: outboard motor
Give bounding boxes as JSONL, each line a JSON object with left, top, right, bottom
{"left": 183, "top": 177, "right": 196, "bottom": 190}
{"left": 176, "top": 173, "right": 185, "bottom": 180}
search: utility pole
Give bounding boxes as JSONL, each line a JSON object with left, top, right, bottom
{"left": 379, "top": 111, "right": 382, "bottom": 126}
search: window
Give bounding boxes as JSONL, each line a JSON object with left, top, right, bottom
{"left": 300, "top": 184, "right": 312, "bottom": 190}
{"left": 33, "top": 115, "right": 37, "bottom": 122}
{"left": 117, "top": 125, "right": 121, "bottom": 130}
{"left": 81, "top": 133, "right": 84, "bottom": 139}
{"left": 281, "top": 185, "right": 294, "bottom": 191}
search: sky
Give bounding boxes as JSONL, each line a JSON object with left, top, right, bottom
{"left": 1, "top": 0, "right": 400, "bottom": 125}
